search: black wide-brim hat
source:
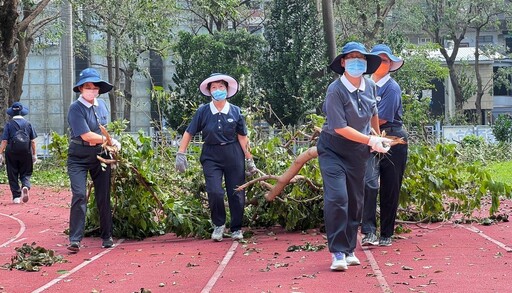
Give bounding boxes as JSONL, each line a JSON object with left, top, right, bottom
{"left": 329, "top": 42, "right": 382, "bottom": 75}
{"left": 73, "top": 68, "right": 113, "bottom": 94}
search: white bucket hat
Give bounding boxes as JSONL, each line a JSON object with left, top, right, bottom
{"left": 199, "top": 73, "right": 239, "bottom": 98}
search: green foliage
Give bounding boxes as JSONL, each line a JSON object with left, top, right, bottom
{"left": 257, "top": 0, "right": 330, "bottom": 126}
{"left": 169, "top": 30, "right": 266, "bottom": 131}
{"left": 400, "top": 143, "right": 512, "bottom": 221}
{"left": 43, "top": 131, "right": 69, "bottom": 166}
{"left": 1, "top": 242, "right": 67, "bottom": 272}
{"left": 486, "top": 160, "right": 512, "bottom": 186}
{"left": 492, "top": 114, "right": 512, "bottom": 143}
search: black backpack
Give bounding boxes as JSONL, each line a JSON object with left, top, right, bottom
{"left": 9, "top": 120, "right": 31, "bottom": 154}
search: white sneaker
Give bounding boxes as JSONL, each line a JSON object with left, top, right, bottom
{"left": 211, "top": 225, "right": 225, "bottom": 242}
{"left": 231, "top": 230, "right": 243, "bottom": 241}
{"left": 21, "top": 187, "right": 29, "bottom": 203}
{"left": 13, "top": 197, "right": 21, "bottom": 204}
{"left": 346, "top": 252, "right": 360, "bottom": 266}
{"left": 330, "top": 252, "right": 348, "bottom": 271}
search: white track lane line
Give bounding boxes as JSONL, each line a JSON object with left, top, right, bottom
{"left": 0, "top": 212, "right": 26, "bottom": 248}
{"left": 459, "top": 224, "right": 512, "bottom": 252}
{"left": 359, "top": 234, "right": 392, "bottom": 293}
{"left": 201, "top": 241, "right": 239, "bottom": 293}
{"left": 32, "top": 239, "right": 125, "bottom": 293}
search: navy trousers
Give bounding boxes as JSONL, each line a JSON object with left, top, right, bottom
{"left": 362, "top": 128, "right": 408, "bottom": 237}
{"left": 5, "top": 150, "right": 33, "bottom": 199}
{"left": 200, "top": 142, "right": 245, "bottom": 232}
{"left": 67, "top": 143, "right": 112, "bottom": 242}
{"left": 317, "top": 132, "right": 370, "bottom": 254}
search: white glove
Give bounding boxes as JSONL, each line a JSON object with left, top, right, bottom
{"left": 111, "top": 138, "right": 121, "bottom": 151}
{"left": 367, "top": 135, "right": 392, "bottom": 153}
{"left": 32, "top": 155, "right": 38, "bottom": 164}
{"left": 0, "top": 153, "right": 4, "bottom": 165}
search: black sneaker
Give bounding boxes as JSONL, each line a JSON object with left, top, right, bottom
{"left": 361, "top": 233, "right": 378, "bottom": 246}
{"left": 67, "top": 242, "right": 80, "bottom": 252}
{"left": 379, "top": 236, "right": 392, "bottom": 246}
{"left": 102, "top": 237, "right": 114, "bottom": 248}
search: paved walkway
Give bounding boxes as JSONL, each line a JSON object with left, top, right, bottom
{"left": 1, "top": 185, "right": 511, "bottom": 292}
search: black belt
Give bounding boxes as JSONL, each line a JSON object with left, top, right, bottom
{"left": 71, "top": 139, "right": 97, "bottom": 147}
{"left": 381, "top": 126, "right": 403, "bottom": 133}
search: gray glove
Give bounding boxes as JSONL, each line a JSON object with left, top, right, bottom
{"left": 245, "top": 158, "right": 258, "bottom": 176}
{"left": 0, "top": 153, "right": 4, "bottom": 165}
{"left": 175, "top": 152, "right": 188, "bottom": 173}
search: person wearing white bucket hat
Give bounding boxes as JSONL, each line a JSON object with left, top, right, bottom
{"left": 175, "top": 73, "right": 257, "bottom": 242}
{"left": 317, "top": 41, "right": 392, "bottom": 271}
{"left": 66, "top": 67, "right": 120, "bottom": 253}
{"left": 0, "top": 102, "right": 38, "bottom": 204}
{"left": 361, "top": 44, "right": 408, "bottom": 247}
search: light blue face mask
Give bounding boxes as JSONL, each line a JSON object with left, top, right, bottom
{"left": 212, "top": 89, "right": 228, "bottom": 101}
{"left": 344, "top": 58, "right": 367, "bottom": 77}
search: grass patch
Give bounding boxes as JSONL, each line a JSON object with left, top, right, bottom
{"left": 487, "top": 161, "right": 512, "bottom": 185}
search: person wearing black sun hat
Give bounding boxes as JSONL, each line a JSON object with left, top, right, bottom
{"left": 317, "top": 41, "right": 392, "bottom": 271}
{"left": 175, "top": 73, "right": 258, "bottom": 242}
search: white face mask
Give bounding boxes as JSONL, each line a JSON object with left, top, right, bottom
{"left": 82, "top": 89, "right": 99, "bottom": 101}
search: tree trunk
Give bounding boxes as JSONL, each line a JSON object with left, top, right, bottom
{"left": 106, "top": 32, "right": 116, "bottom": 121}
{"left": 61, "top": 0, "right": 74, "bottom": 129}
{"left": 0, "top": 0, "right": 19, "bottom": 130}
{"left": 123, "top": 67, "right": 134, "bottom": 131}
{"left": 474, "top": 27, "right": 484, "bottom": 125}
{"left": 321, "top": 0, "right": 336, "bottom": 65}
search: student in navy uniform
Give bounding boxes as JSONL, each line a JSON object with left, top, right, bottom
{"left": 175, "top": 73, "right": 257, "bottom": 242}
{"left": 317, "top": 42, "right": 392, "bottom": 271}
{"left": 0, "top": 102, "right": 38, "bottom": 204}
{"left": 362, "top": 44, "right": 408, "bottom": 247}
{"left": 66, "top": 68, "right": 121, "bottom": 252}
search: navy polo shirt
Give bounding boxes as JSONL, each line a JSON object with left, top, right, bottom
{"left": 321, "top": 75, "right": 378, "bottom": 136}
{"left": 1, "top": 116, "right": 37, "bottom": 141}
{"left": 374, "top": 74, "right": 403, "bottom": 128}
{"left": 186, "top": 101, "right": 247, "bottom": 145}
{"left": 68, "top": 97, "right": 109, "bottom": 139}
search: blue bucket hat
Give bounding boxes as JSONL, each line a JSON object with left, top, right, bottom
{"left": 329, "top": 42, "right": 382, "bottom": 75}
{"left": 73, "top": 68, "right": 113, "bottom": 94}
{"left": 6, "top": 102, "right": 29, "bottom": 116}
{"left": 371, "top": 44, "right": 404, "bottom": 72}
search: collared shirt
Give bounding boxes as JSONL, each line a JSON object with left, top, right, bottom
{"left": 1, "top": 116, "right": 37, "bottom": 142}
{"left": 68, "top": 96, "right": 109, "bottom": 139}
{"left": 321, "top": 75, "right": 378, "bottom": 137}
{"left": 186, "top": 101, "right": 248, "bottom": 145}
{"left": 373, "top": 74, "right": 403, "bottom": 128}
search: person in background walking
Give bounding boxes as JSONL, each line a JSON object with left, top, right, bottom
{"left": 0, "top": 102, "right": 38, "bottom": 204}
{"left": 175, "top": 73, "right": 258, "bottom": 242}
{"left": 317, "top": 41, "right": 392, "bottom": 271}
{"left": 361, "top": 44, "right": 408, "bottom": 247}
{"left": 66, "top": 68, "right": 121, "bottom": 252}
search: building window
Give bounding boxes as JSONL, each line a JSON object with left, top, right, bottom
{"left": 477, "top": 35, "right": 493, "bottom": 44}
{"left": 418, "top": 37, "right": 432, "bottom": 44}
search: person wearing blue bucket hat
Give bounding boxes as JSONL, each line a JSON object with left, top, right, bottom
{"left": 175, "top": 73, "right": 257, "bottom": 242}
{"left": 318, "top": 41, "right": 392, "bottom": 271}
{"left": 361, "top": 44, "right": 408, "bottom": 248}
{"left": 66, "top": 67, "right": 120, "bottom": 252}
{"left": 0, "top": 102, "right": 38, "bottom": 204}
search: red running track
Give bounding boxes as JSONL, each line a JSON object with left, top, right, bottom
{"left": 1, "top": 184, "right": 511, "bottom": 293}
